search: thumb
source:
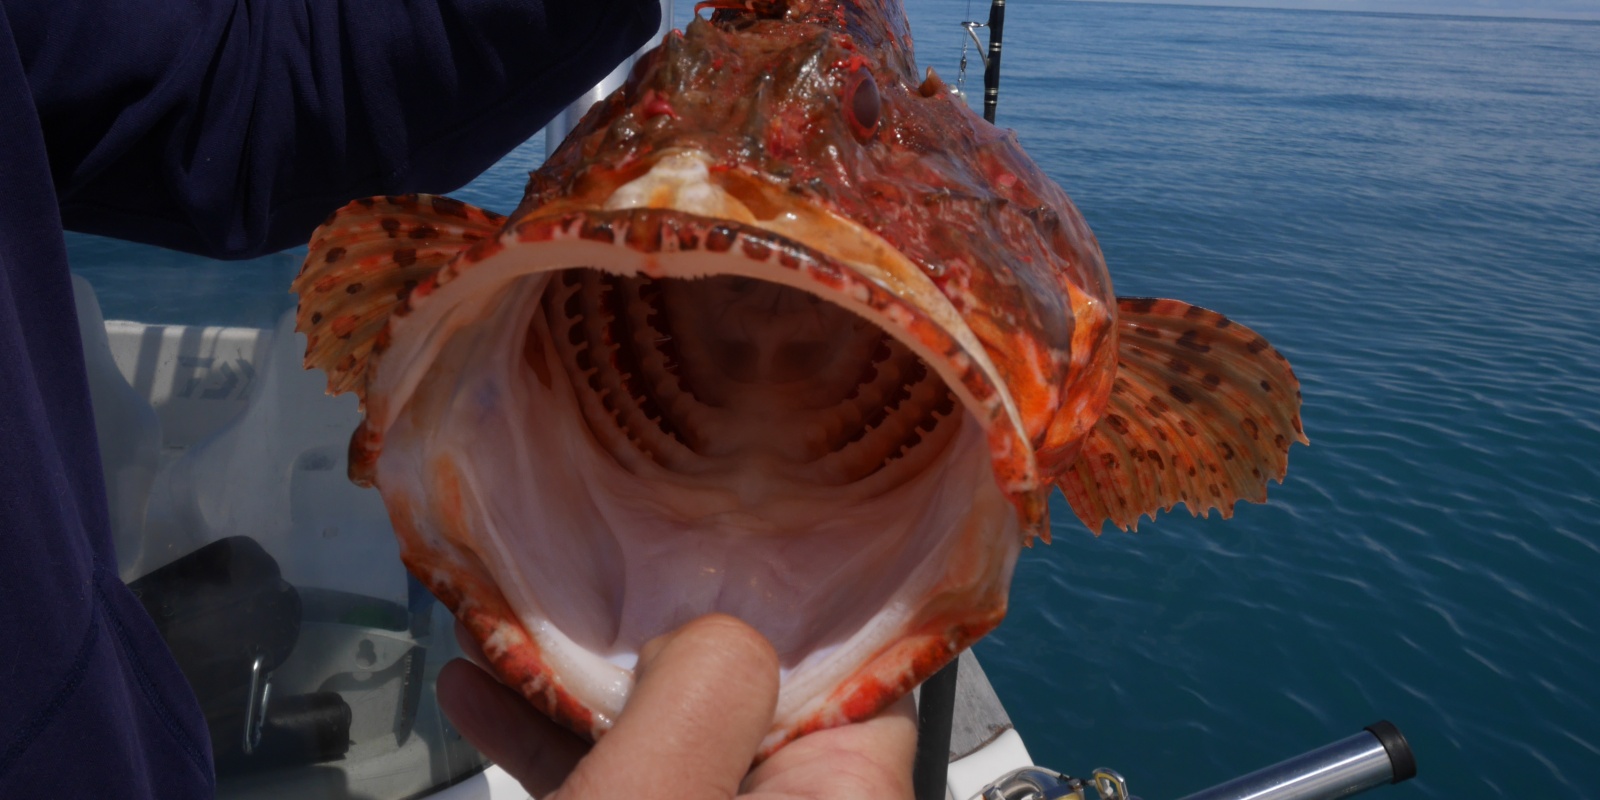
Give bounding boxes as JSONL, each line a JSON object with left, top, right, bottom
{"left": 552, "top": 614, "right": 780, "bottom": 800}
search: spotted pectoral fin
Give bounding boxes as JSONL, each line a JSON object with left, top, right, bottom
{"left": 292, "top": 195, "right": 506, "bottom": 400}
{"left": 1057, "top": 297, "right": 1308, "bottom": 533}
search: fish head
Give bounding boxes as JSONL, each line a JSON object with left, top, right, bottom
{"left": 294, "top": 0, "right": 1302, "bottom": 758}
{"left": 528, "top": 0, "right": 1122, "bottom": 502}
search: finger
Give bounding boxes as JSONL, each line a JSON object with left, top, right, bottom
{"left": 553, "top": 613, "right": 780, "bottom": 800}
{"left": 436, "top": 658, "right": 589, "bottom": 797}
{"left": 742, "top": 693, "right": 917, "bottom": 799}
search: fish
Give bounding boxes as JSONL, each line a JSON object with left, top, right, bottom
{"left": 292, "top": 0, "right": 1306, "bottom": 756}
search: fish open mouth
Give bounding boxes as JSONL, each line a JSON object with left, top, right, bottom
{"left": 354, "top": 151, "right": 1029, "bottom": 750}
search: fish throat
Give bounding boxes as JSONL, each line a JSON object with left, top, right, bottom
{"left": 372, "top": 230, "right": 1014, "bottom": 732}
{"left": 493, "top": 266, "right": 981, "bottom": 664}
{"left": 538, "top": 270, "right": 962, "bottom": 487}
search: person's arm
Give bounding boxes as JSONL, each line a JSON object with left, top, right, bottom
{"left": 9, "top": 0, "right": 659, "bottom": 260}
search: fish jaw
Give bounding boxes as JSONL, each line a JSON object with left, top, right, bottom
{"left": 358, "top": 198, "right": 1036, "bottom": 754}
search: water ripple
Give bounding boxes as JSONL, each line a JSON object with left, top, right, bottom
{"left": 913, "top": 3, "right": 1600, "bottom": 797}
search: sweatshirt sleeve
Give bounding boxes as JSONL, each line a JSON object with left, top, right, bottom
{"left": 9, "top": 0, "right": 660, "bottom": 260}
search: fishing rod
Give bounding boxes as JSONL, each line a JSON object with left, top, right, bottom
{"left": 958, "top": 0, "right": 1006, "bottom": 123}
{"left": 983, "top": 0, "right": 1005, "bottom": 123}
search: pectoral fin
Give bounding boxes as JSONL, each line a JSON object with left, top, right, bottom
{"left": 292, "top": 195, "right": 505, "bottom": 401}
{"left": 1057, "top": 297, "right": 1308, "bottom": 533}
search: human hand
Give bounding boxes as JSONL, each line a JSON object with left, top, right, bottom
{"left": 437, "top": 613, "right": 917, "bottom": 799}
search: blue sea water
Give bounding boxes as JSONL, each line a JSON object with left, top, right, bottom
{"left": 68, "top": 2, "right": 1600, "bottom": 797}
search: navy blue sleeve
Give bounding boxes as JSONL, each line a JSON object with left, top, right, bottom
{"left": 13, "top": 0, "right": 660, "bottom": 259}
{"left": 0, "top": 1, "right": 655, "bottom": 797}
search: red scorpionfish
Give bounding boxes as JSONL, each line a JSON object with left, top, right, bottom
{"left": 293, "top": 0, "right": 1307, "bottom": 757}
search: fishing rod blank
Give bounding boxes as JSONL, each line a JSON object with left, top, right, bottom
{"left": 1175, "top": 721, "right": 1417, "bottom": 800}
{"left": 983, "top": 0, "right": 1005, "bottom": 123}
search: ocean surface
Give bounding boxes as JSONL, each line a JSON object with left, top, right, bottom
{"left": 69, "top": 2, "right": 1600, "bottom": 797}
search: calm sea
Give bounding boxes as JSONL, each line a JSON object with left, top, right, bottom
{"left": 69, "top": 2, "right": 1600, "bottom": 797}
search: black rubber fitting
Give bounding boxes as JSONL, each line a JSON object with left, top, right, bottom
{"left": 1365, "top": 720, "right": 1417, "bottom": 783}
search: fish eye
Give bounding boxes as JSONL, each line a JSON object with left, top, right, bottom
{"left": 844, "top": 70, "right": 881, "bottom": 142}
